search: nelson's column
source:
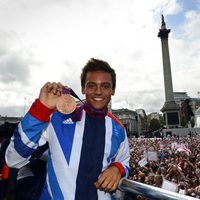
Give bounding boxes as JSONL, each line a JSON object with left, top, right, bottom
{"left": 158, "top": 15, "right": 180, "bottom": 128}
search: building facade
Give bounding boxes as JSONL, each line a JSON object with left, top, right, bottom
{"left": 112, "top": 108, "right": 148, "bottom": 137}
{"left": 112, "top": 109, "right": 138, "bottom": 137}
{"left": 0, "top": 116, "right": 22, "bottom": 125}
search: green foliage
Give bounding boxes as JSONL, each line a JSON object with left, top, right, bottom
{"left": 149, "top": 118, "right": 161, "bottom": 132}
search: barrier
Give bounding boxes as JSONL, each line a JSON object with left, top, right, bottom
{"left": 119, "top": 178, "right": 198, "bottom": 200}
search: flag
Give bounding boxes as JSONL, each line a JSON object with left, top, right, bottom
{"left": 176, "top": 147, "right": 191, "bottom": 155}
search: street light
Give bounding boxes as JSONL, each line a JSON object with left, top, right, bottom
{"left": 23, "top": 97, "right": 26, "bottom": 116}
{"left": 197, "top": 92, "right": 200, "bottom": 108}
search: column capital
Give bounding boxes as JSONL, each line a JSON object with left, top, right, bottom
{"left": 158, "top": 29, "right": 171, "bottom": 39}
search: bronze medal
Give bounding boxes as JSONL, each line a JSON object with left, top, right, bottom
{"left": 56, "top": 94, "right": 76, "bottom": 114}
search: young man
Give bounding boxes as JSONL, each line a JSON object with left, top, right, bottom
{"left": 6, "top": 58, "right": 130, "bottom": 200}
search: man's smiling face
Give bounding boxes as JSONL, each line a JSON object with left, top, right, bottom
{"left": 82, "top": 70, "right": 115, "bottom": 112}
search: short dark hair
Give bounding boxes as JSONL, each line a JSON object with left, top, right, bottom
{"left": 81, "top": 58, "right": 116, "bottom": 90}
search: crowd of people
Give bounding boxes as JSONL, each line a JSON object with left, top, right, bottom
{"left": 2, "top": 127, "right": 200, "bottom": 199}
{"left": 128, "top": 134, "right": 200, "bottom": 199}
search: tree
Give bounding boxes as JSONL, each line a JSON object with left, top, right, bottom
{"left": 149, "top": 118, "right": 161, "bottom": 132}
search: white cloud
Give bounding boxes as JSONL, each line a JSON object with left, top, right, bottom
{"left": 0, "top": 0, "right": 199, "bottom": 117}
{"left": 184, "top": 11, "right": 200, "bottom": 40}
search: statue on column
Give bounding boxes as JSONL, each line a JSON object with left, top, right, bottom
{"left": 161, "top": 14, "right": 166, "bottom": 29}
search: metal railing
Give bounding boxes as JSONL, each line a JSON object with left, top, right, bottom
{"left": 118, "top": 178, "right": 198, "bottom": 200}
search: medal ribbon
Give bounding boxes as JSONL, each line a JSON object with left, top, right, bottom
{"left": 62, "top": 89, "right": 107, "bottom": 118}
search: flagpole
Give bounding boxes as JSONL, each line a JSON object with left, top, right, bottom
{"left": 23, "top": 97, "right": 26, "bottom": 116}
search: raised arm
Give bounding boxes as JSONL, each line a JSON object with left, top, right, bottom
{"left": 5, "top": 82, "right": 66, "bottom": 168}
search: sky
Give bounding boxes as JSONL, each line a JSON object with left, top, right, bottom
{"left": 0, "top": 0, "right": 199, "bottom": 117}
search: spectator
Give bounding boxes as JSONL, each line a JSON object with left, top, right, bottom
{"left": 128, "top": 135, "right": 200, "bottom": 198}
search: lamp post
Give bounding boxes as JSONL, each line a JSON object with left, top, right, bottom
{"left": 23, "top": 97, "right": 26, "bottom": 116}
{"left": 198, "top": 92, "right": 200, "bottom": 109}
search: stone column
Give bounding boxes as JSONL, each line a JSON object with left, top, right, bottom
{"left": 158, "top": 15, "right": 180, "bottom": 128}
